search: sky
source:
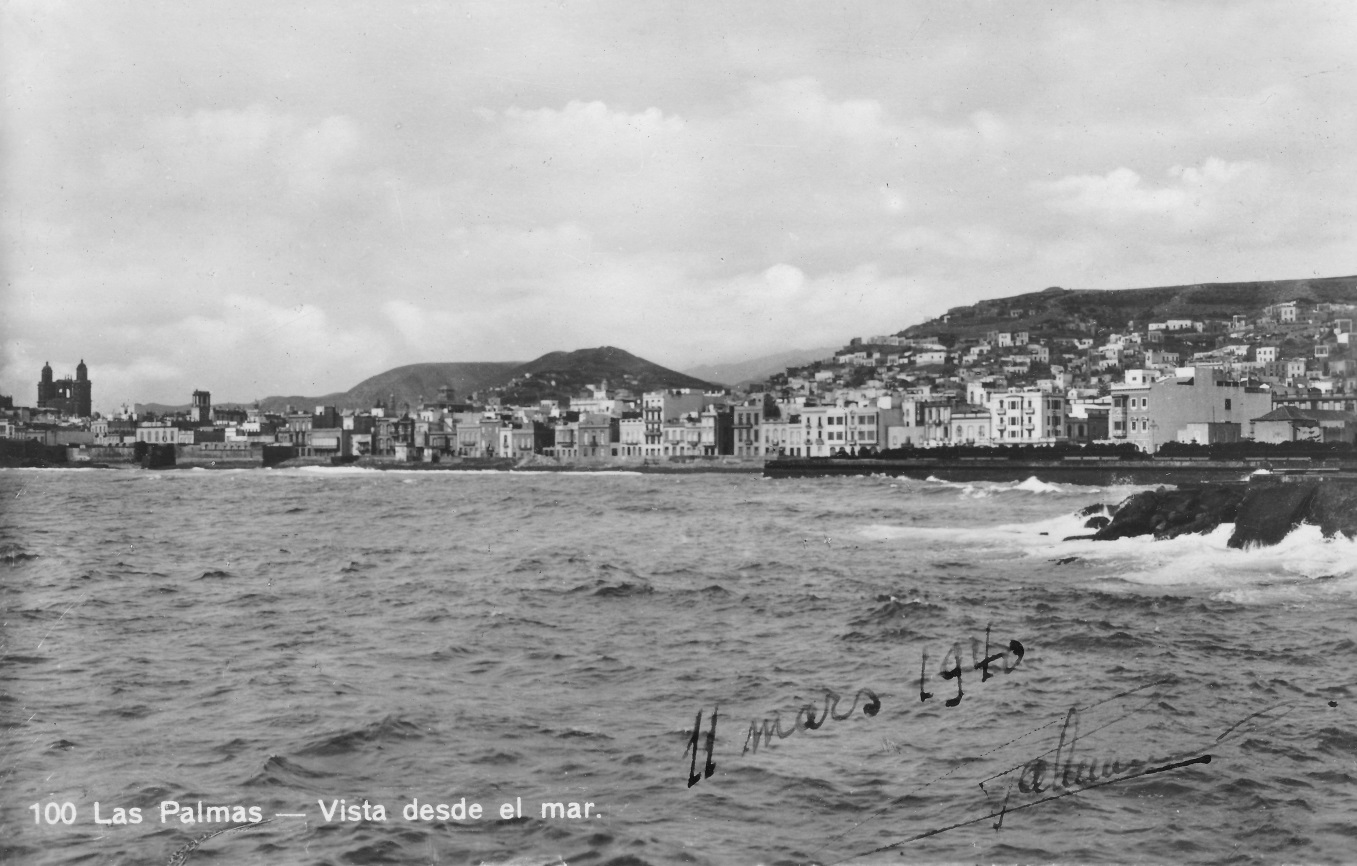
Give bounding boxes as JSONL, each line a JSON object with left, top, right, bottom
{"left": 2, "top": 1, "right": 1354, "bottom": 410}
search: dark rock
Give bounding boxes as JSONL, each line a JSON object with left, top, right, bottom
{"left": 1228, "top": 482, "right": 1320, "bottom": 549}
{"left": 1083, "top": 515, "right": 1111, "bottom": 530}
{"left": 1092, "top": 487, "right": 1167, "bottom": 540}
{"left": 1093, "top": 485, "right": 1247, "bottom": 541}
{"left": 1076, "top": 503, "right": 1107, "bottom": 517}
{"left": 1087, "top": 478, "right": 1357, "bottom": 548}
{"left": 1311, "top": 483, "right": 1357, "bottom": 540}
{"left": 1161, "top": 485, "right": 1246, "bottom": 539}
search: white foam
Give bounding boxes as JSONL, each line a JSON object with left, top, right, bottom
{"left": 1047, "top": 521, "right": 1357, "bottom": 598}
{"left": 924, "top": 474, "right": 1141, "bottom": 498}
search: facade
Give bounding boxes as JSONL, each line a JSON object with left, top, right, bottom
{"left": 577, "top": 413, "right": 618, "bottom": 459}
{"left": 798, "top": 405, "right": 849, "bottom": 456}
{"left": 1176, "top": 422, "right": 1241, "bottom": 446}
{"left": 989, "top": 389, "right": 1067, "bottom": 444}
{"left": 37, "top": 360, "right": 92, "bottom": 418}
{"left": 615, "top": 415, "right": 643, "bottom": 457}
{"left": 950, "top": 406, "right": 992, "bottom": 445}
{"left": 643, "top": 390, "right": 707, "bottom": 457}
{"left": 732, "top": 400, "right": 763, "bottom": 457}
{"left": 1120, "top": 367, "right": 1271, "bottom": 452}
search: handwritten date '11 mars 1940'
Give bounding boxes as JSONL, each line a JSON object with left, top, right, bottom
{"left": 684, "top": 626, "right": 1025, "bottom": 788}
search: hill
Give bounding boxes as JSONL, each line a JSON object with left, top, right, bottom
{"left": 255, "top": 362, "right": 521, "bottom": 412}
{"left": 247, "top": 347, "right": 718, "bottom": 413}
{"left": 494, "top": 346, "right": 718, "bottom": 404}
{"left": 901, "top": 275, "right": 1357, "bottom": 341}
{"left": 683, "top": 346, "right": 841, "bottom": 387}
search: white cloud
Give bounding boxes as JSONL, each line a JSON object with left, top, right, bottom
{"left": 1037, "top": 158, "right": 1265, "bottom": 232}
{"left": 3, "top": 2, "right": 1356, "bottom": 404}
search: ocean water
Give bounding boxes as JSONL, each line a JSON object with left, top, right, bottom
{"left": 1, "top": 467, "right": 1355, "bottom": 866}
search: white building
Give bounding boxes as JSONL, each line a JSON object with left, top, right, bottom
{"left": 989, "top": 389, "right": 1067, "bottom": 444}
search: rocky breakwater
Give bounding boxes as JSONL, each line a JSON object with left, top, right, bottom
{"left": 1079, "top": 478, "right": 1357, "bottom": 548}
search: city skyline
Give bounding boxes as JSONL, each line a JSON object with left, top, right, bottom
{"left": 3, "top": 2, "right": 1355, "bottom": 410}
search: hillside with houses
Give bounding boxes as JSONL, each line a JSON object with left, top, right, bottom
{"left": 6, "top": 276, "right": 1357, "bottom": 466}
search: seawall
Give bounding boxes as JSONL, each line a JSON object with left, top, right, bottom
{"left": 761, "top": 456, "right": 1345, "bottom": 486}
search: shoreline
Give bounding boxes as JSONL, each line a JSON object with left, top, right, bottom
{"left": 762, "top": 457, "right": 1357, "bottom": 486}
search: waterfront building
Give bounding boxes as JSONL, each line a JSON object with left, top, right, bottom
{"left": 797, "top": 404, "right": 848, "bottom": 457}
{"left": 1118, "top": 367, "right": 1271, "bottom": 452}
{"left": 950, "top": 405, "right": 992, "bottom": 446}
{"left": 642, "top": 389, "right": 708, "bottom": 457}
{"left": 989, "top": 389, "right": 1067, "bottom": 445}
{"left": 577, "top": 413, "right": 617, "bottom": 459}
{"left": 618, "top": 414, "right": 645, "bottom": 457}
{"left": 732, "top": 399, "right": 763, "bottom": 457}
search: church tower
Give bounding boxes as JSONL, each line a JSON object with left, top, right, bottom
{"left": 74, "top": 359, "right": 92, "bottom": 417}
{"left": 38, "top": 361, "right": 55, "bottom": 407}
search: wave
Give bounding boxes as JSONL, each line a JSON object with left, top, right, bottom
{"left": 923, "top": 475, "right": 1116, "bottom": 496}
{"left": 296, "top": 715, "right": 426, "bottom": 757}
{"left": 1047, "top": 522, "right": 1357, "bottom": 599}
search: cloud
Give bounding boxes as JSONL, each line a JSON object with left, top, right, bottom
{"left": 3, "top": 2, "right": 1357, "bottom": 406}
{"left": 1036, "top": 158, "right": 1265, "bottom": 232}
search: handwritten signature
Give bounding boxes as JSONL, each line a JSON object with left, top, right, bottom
{"left": 683, "top": 626, "right": 1025, "bottom": 788}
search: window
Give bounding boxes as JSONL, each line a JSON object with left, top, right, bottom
{"left": 1224, "top": 399, "right": 1232, "bottom": 410}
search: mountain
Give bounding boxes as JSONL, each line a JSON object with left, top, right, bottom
{"left": 255, "top": 362, "right": 521, "bottom": 412}
{"left": 495, "top": 346, "right": 718, "bottom": 404}
{"left": 683, "top": 346, "right": 841, "bottom": 387}
{"left": 902, "top": 275, "right": 1357, "bottom": 340}
{"left": 248, "top": 347, "right": 718, "bottom": 412}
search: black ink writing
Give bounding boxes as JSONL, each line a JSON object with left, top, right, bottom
{"left": 920, "top": 627, "right": 1024, "bottom": 707}
{"left": 743, "top": 687, "right": 880, "bottom": 755}
{"left": 683, "top": 706, "right": 717, "bottom": 788}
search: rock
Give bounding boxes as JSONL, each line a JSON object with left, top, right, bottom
{"left": 1311, "top": 483, "right": 1357, "bottom": 540}
{"left": 1093, "top": 485, "right": 1246, "bottom": 541}
{"left": 1083, "top": 515, "right": 1111, "bottom": 530}
{"left": 1161, "top": 485, "right": 1246, "bottom": 539}
{"left": 1091, "top": 488, "right": 1167, "bottom": 540}
{"left": 1228, "top": 482, "right": 1320, "bottom": 549}
{"left": 1076, "top": 503, "right": 1107, "bottom": 517}
{"left": 1087, "top": 478, "right": 1357, "bottom": 548}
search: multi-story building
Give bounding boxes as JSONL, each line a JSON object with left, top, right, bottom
{"left": 731, "top": 399, "right": 764, "bottom": 457}
{"left": 642, "top": 389, "right": 707, "bottom": 457}
{"left": 662, "top": 413, "right": 705, "bottom": 456}
{"left": 618, "top": 414, "right": 646, "bottom": 457}
{"left": 845, "top": 405, "right": 884, "bottom": 451}
{"left": 578, "top": 413, "right": 618, "bottom": 459}
{"left": 1117, "top": 367, "right": 1271, "bottom": 452}
{"left": 989, "top": 389, "right": 1067, "bottom": 444}
{"left": 698, "top": 406, "right": 732, "bottom": 456}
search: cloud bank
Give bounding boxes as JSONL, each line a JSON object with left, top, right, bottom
{"left": 3, "top": 1, "right": 1354, "bottom": 408}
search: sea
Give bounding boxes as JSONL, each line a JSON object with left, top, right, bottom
{"left": 2, "top": 467, "right": 1355, "bottom": 866}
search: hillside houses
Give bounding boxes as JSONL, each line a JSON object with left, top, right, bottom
{"left": 9, "top": 289, "right": 1357, "bottom": 462}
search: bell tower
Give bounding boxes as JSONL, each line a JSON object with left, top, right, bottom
{"left": 74, "top": 359, "right": 92, "bottom": 417}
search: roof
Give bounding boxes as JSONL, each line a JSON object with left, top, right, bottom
{"left": 1253, "top": 406, "right": 1357, "bottom": 423}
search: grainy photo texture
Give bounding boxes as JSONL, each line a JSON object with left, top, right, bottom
{"left": 2, "top": 3, "right": 1356, "bottom": 865}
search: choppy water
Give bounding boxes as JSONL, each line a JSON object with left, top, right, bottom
{"left": 2, "top": 467, "right": 1355, "bottom": 866}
